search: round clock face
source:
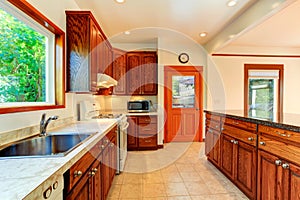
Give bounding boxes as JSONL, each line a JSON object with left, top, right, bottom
{"left": 178, "top": 53, "right": 189, "bottom": 63}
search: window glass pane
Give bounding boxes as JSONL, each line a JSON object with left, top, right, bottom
{"left": 0, "top": 8, "right": 46, "bottom": 103}
{"left": 172, "top": 76, "right": 195, "bottom": 108}
{"left": 248, "top": 79, "right": 274, "bottom": 120}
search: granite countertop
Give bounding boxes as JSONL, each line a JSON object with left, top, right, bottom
{"left": 126, "top": 112, "right": 158, "bottom": 116}
{"left": 0, "top": 119, "right": 118, "bottom": 199}
{"left": 205, "top": 110, "right": 300, "bottom": 132}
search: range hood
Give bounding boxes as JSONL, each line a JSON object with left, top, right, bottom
{"left": 96, "top": 73, "right": 118, "bottom": 88}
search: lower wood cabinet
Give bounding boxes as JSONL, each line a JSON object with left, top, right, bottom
{"left": 220, "top": 133, "right": 257, "bottom": 200}
{"left": 127, "top": 115, "right": 158, "bottom": 150}
{"left": 205, "top": 111, "right": 300, "bottom": 200}
{"left": 257, "top": 150, "right": 300, "bottom": 200}
{"left": 63, "top": 126, "right": 117, "bottom": 200}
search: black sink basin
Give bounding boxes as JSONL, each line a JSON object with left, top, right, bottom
{"left": 0, "top": 133, "right": 95, "bottom": 158}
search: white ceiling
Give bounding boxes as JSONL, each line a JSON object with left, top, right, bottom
{"left": 74, "top": 0, "right": 255, "bottom": 44}
{"left": 229, "top": 0, "right": 300, "bottom": 48}
{"left": 73, "top": 0, "right": 300, "bottom": 52}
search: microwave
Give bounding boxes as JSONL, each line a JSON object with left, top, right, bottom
{"left": 127, "top": 100, "right": 151, "bottom": 113}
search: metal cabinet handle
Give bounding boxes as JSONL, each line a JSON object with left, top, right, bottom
{"left": 247, "top": 137, "right": 254, "bottom": 141}
{"left": 208, "top": 129, "right": 213, "bottom": 133}
{"left": 110, "top": 143, "right": 114, "bottom": 147}
{"left": 230, "top": 139, "right": 235, "bottom": 143}
{"left": 74, "top": 170, "right": 83, "bottom": 177}
{"left": 282, "top": 163, "right": 290, "bottom": 169}
{"left": 89, "top": 171, "right": 96, "bottom": 177}
{"left": 105, "top": 139, "right": 109, "bottom": 144}
{"left": 233, "top": 140, "right": 238, "bottom": 145}
{"left": 233, "top": 121, "right": 239, "bottom": 125}
{"left": 101, "top": 145, "right": 105, "bottom": 149}
{"left": 275, "top": 160, "right": 282, "bottom": 166}
{"left": 259, "top": 141, "right": 266, "bottom": 146}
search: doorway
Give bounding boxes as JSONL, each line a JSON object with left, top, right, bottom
{"left": 164, "top": 66, "right": 203, "bottom": 142}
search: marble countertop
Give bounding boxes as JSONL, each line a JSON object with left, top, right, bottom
{"left": 205, "top": 110, "right": 300, "bottom": 132}
{"left": 0, "top": 119, "right": 118, "bottom": 199}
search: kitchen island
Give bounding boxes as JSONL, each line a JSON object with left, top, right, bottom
{"left": 204, "top": 110, "right": 300, "bottom": 200}
{"left": 0, "top": 119, "right": 118, "bottom": 199}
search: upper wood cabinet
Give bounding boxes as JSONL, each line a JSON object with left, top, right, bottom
{"left": 126, "top": 52, "right": 157, "bottom": 95}
{"left": 112, "top": 48, "right": 127, "bottom": 95}
{"left": 66, "top": 11, "right": 112, "bottom": 92}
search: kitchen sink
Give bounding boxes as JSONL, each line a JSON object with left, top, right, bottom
{"left": 0, "top": 133, "right": 96, "bottom": 158}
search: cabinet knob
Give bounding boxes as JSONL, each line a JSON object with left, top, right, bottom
{"left": 74, "top": 170, "right": 83, "bottom": 177}
{"left": 275, "top": 160, "right": 282, "bottom": 166}
{"left": 208, "top": 129, "right": 213, "bottom": 133}
{"left": 91, "top": 168, "right": 98, "bottom": 173}
{"left": 101, "top": 145, "right": 105, "bottom": 149}
{"left": 230, "top": 139, "right": 235, "bottom": 143}
{"left": 89, "top": 171, "right": 96, "bottom": 177}
{"left": 110, "top": 143, "right": 114, "bottom": 147}
{"left": 233, "top": 140, "right": 238, "bottom": 145}
{"left": 282, "top": 163, "right": 290, "bottom": 169}
{"left": 247, "top": 137, "right": 254, "bottom": 141}
{"left": 259, "top": 141, "right": 266, "bottom": 146}
{"left": 105, "top": 139, "right": 109, "bottom": 144}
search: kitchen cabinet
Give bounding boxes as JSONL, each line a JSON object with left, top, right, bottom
{"left": 112, "top": 48, "right": 127, "bottom": 95}
{"left": 205, "top": 113, "right": 221, "bottom": 166}
{"left": 63, "top": 126, "right": 117, "bottom": 200}
{"left": 66, "top": 11, "right": 112, "bottom": 92}
{"left": 221, "top": 118, "right": 257, "bottom": 199}
{"left": 127, "top": 115, "right": 158, "bottom": 150}
{"left": 126, "top": 52, "right": 157, "bottom": 95}
{"left": 257, "top": 125, "right": 300, "bottom": 200}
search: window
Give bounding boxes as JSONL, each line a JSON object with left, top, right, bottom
{"left": 0, "top": 0, "right": 65, "bottom": 114}
{"left": 244, "top": 64, "right": 283, "bottom": 121}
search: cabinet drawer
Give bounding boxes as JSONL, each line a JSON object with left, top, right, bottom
{"left": 258, "top": 135, "right": 300, "bottom": 165}
{"left": 138, "top": 116, "right": 157, "bottom": 124}
{"left": 223, "top": 117, "right": 257, "bottom": 131}
{"left": 139, "top": 135, "right": 157, "bottom": 147}
{"left": 139, "top": 123, "right": 157, "bottom": 135}
{"left": 68, "top": 151, "right": 94, "bottom": 191}
{"left": 258, "top": 125, "right": 300, "bottom": 144}
{"left": 206, "top": 113, "right": 221, "bottom": 122}
{"left": 206, "top": 119, "right": 221, "bottom": 132}
{"left": 222, "top": 124, "right": 257, "bottom": 147}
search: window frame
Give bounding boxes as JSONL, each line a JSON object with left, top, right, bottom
{"left": 244, "top": 64, "right": 283, "bottom": 121}
{"left": 0, "top": 0, "right": 65, "bottom": 114}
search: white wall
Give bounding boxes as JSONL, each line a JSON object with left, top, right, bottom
{"left": 208, "top": 54, "right": 300, "bottom": 114}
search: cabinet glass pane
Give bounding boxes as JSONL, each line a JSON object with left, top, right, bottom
{"left": 172, "top": 76, "right": 195, "bottom": 108}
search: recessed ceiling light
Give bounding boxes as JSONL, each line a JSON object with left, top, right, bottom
{"left": 199, "top": 32, "right": 207, "bottom": 37}
{"left": 115, "top": 0, "right": 125, "bottom": 4}
{"left": 124, "top": 31, "right": 130, "bottom": 35}
{"left": 227, "top": 0, "right": 238, "bottom": 7}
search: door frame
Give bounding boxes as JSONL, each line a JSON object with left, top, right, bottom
{"left": 164, "top": 65, "right": 203, "bottom": 143}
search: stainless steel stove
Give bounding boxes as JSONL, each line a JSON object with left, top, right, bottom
{"left": 79, "top": 101, "right": 128, "bottom": 174}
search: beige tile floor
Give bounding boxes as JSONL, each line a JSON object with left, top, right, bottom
{"left": 108, "top": 142, "right": 249, "bottom": 200}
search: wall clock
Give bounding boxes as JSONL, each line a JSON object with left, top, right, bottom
{"left": 178, "top": 53, "right": 189, "bottom": 64}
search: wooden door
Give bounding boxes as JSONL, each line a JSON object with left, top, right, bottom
{"left": 257, "top": 150, "right": 282, "bottom": 200}
{"left": 90, "top": 159, "right": 102, "bottom": 200}
{"left": 89, "top": 19, "right": 98, "bottom": 92}
{"left": 284, "top": 163, "right": 300, "bottom": 200}
{"left": 220, "top": 134, "right": 235, "bottom": 180}
{"left": 112, "top": 48, "right": 127, "bottom": 95}
{"left": 65, "top": 172, "right": 92, "bottom": 200}
{"left": 102, "top": 146, "right": 110, "bottom": 200}
{"left": 127, "top": 116, "right": 138, "bottom": 150}
{"left": 212, "top": 130, "right": 221, "bottom": 166}
{"left": 141, "top": 53, "right": 157, "bottom": 95}
{"left": 127, "top": 53, "right": 141, "bottom": 95}
{"left": 235, "top": 141, "right": 257, "bottom": 199}
{"left": 164, "top": 66, "right": 203, "bottom": 142}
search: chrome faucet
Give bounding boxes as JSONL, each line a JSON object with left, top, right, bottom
{"left": 39, "top": 113, "right": 58, "bottom": 136}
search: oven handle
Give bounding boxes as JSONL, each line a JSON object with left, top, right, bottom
{"left": 121, "top": 122, "right": 129, "bottom": 130}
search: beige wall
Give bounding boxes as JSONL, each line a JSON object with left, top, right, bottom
{"left": 208, "top": 54, "right": 300, "bottom": 114}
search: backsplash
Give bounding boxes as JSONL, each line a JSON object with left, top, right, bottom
{"left": 0, "top": 117, "right": 75, "bottom": 148}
